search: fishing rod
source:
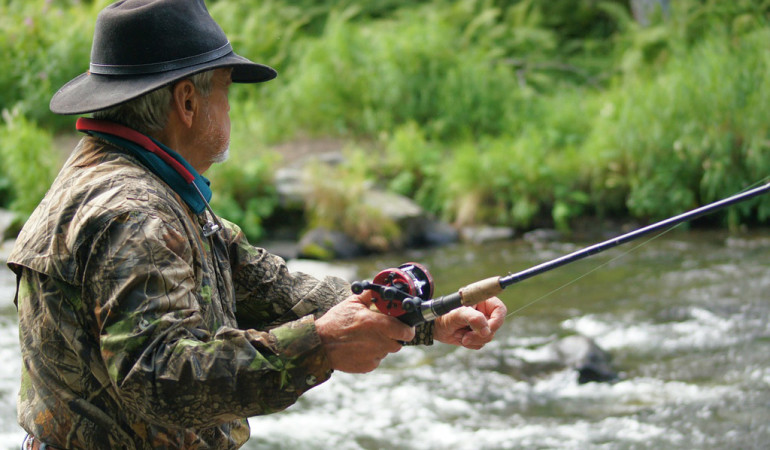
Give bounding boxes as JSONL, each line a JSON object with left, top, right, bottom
{"left": 351, "top": 181, "right": 770, "bottom": 326}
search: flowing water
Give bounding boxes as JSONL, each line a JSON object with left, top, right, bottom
{"left": 0, "top": 229, "right": 768, "bottom": 449}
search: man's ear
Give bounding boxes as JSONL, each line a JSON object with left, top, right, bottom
{"left": 170, "top": 79, "right": 197, "bottom": 128}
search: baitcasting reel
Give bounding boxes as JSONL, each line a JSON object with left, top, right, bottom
{"left": 353, "top": 263, "right": 503, "bottom": 326}
{"left": 350, "top": 263, "right": 435, "bottom": 326}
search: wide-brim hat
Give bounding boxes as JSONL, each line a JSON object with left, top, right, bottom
{"left": 50, "top": 0, "right": 277, "bottom": 115}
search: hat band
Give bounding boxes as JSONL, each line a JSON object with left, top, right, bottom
{"left": 89, "top": 42, "right": 233, "bottom": 76}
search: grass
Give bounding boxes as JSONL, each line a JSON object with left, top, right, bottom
{"left": 1, "top": 0, "right": 769, "bottom": 244}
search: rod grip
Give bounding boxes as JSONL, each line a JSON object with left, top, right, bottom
{"left": 459, "top": 276, "right": 503, "bottom": 306}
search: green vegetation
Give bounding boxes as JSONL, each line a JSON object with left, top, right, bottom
{"left": 0, "top": 108, "right": 58, "bottom": 235}
{"left": 1, "top": 0, "right": 769, "bottom": 243}
{"left": 207, "top": 150, "right": 280, "bottom": 242}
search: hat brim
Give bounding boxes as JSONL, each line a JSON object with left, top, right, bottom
{"left": 50, "top": 52, "right": 276, "bottom": 115}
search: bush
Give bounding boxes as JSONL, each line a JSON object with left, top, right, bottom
{"left": 0, "top": 0, "right": 106, "bottom": 131}
{"left": 0, "top": 108, "right": 58, "bottom": 220}
{"left": 268, "top": 4, "right": 523, "bottom": 141}
{"left": 206, "top": 150, "right": 280, "bottom": 242}
{"left": 586, "top": 24, "right": 770, "bottom": 225}
{"left": 2, "top": 0, "right": 770, "bottom": 244}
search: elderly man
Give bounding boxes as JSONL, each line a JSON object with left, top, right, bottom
{"left": 8, "top": 1, "right": 506, "bottom": 448}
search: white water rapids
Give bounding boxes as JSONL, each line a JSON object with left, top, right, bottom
{"left": 0, "top": 230, "right": 768, "bottom": 449}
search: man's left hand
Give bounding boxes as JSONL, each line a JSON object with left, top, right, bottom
{"left": 433, "top": 297, "right": 507, "bottom": 349}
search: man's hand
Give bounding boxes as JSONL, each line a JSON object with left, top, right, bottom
{"left": 315, "top": 291, "right": 415, "bottom": 373}
{"left": 434, "top": 297, "right": 507, "bottom": 349}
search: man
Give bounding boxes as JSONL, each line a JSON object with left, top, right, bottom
{"left": 8, "top": 1, "right": 506, "bottom": 448}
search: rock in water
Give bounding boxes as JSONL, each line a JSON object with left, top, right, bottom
{"left": 550, "top": 335, "right": 618, "bottom": 384}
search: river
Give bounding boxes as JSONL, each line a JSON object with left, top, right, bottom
{"left": 0, "top": 229, "right": 768, "bottom": 449}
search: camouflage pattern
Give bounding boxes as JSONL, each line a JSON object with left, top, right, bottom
{"left": 8, "top": 136, "right": 433, "bottom": 449}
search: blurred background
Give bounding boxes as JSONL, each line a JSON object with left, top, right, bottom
{"left": 2, "top": 0, "right": 770, "bottom": 243}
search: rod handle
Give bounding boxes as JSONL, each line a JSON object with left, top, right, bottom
{"left": 459, "top": 276, "right": 503, "bottom": 306}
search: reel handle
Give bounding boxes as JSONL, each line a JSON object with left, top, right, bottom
{"left": 350, "top": 280, "right": 368, "bottom": 295}
{"left": 351, "top": 281, "right": 402, "bottom": 300}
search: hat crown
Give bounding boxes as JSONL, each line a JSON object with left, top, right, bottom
{"left": 90, "top": 0, "right": 230, "bottom": 75}
{"left": 50, "top": 0, "right": 276, "bottom": 115}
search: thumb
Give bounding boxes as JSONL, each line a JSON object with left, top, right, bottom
{"left": 354, "top": 288, "right": 374, "bottom": 306}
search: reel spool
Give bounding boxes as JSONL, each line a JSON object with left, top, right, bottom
{"left": 351, "top": 262, "right": 434, "bottom": 319}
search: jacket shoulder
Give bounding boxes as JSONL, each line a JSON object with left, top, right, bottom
{"left": 8, "top": 137, "right": 193, "bottom": 282}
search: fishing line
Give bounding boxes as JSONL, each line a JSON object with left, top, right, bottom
{"left": 504, "top": 224, "right": 679, "bottom": 318}
{"left": 504, "top": 175, "right": 770, "bottom": 318}
{"left": 354, "top": 177, "right": 770, "bottom": 326}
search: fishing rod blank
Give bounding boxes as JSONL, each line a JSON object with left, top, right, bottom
{"left": 353, "top": 181, "right": 770, "bottom": 326}
{"left": 499, "top": 181, "right": 770, "bottom": 289}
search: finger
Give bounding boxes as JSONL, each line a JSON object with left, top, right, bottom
{"left": 453, "top": 329, "right": 469, "bottom": 343}
{"left": 366, "top": 310, "right": 416, "bottom": 342}
{"left": 464, "top": 309, "right": 492, "bottom": 338}
{"left": 485, "top": 299, "right": 507, "bottom": 332}
{"left": 462, "top": 344, "right": 485, "bottom": 350}
{"left": 461, "top": 331, "right": 492, "bottom": 348}
{"left": 360, "top": 359, "right": 381, "bottom": 373}
{"left": 389, "top": 321, "right": 415, "bottom": 342}
{"left": 381, "top": 313, "right": 415, "bottom": 342}
{"left": 354, "top": 289, "right": 374, "bottom": 306}
{"left": 460, "top": 312, "right": 497, "bottom": 348}
{"left": 385, "top": 340, "right": 403, "bottom": 354}
{"left": 473, "top": 298, "right": 505, "bottom": 330}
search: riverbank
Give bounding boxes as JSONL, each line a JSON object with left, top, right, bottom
{"left": 5, "top": 1, "right": 770, "bottom": 260}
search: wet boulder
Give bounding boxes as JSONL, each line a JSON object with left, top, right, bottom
{"left": 297, "top": 190, "right": 458, "bottom": 259}
{"left": 506, "top": 334, "right": 618, "bottom": 384}
{"left": 361, "top": 190, "right": 458, "bottom": 249}
{"left": 549, "top": 334, "right": 618, "bottom": 384}
{"left": 297, "top": 227, "right": 367, "bottom": 260}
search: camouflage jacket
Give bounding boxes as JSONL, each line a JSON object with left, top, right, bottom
{"left": 8, "top": 136, "right": 433, "bottom": 449}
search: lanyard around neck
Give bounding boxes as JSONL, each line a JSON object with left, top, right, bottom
{"left": 75, "top": 117, "right": 223, "bottom": 236}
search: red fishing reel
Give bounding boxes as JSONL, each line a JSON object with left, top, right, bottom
{"left": 351, "top": 263, "right": 434, "bottom": 323}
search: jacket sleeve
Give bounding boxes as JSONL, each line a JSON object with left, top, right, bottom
{"left": 83, "top": 211, "right": 332, "bottom": 429}
{"left": 222, "top": 219, "right": 435, "bottom": 345}
{"left": 220, "top": 219, "right": 348, "bottom": 328}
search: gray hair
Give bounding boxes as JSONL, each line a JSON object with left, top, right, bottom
{"left": 92, "top": 70, "right": 215, "bottom": 135}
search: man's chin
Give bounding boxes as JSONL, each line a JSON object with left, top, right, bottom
{"left": 211, "top": 147, "right": 230, "bottom": 164}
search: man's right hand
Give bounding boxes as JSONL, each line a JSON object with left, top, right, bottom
{"left": 315, "top": 290, "right": 415, "bottom": 373}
